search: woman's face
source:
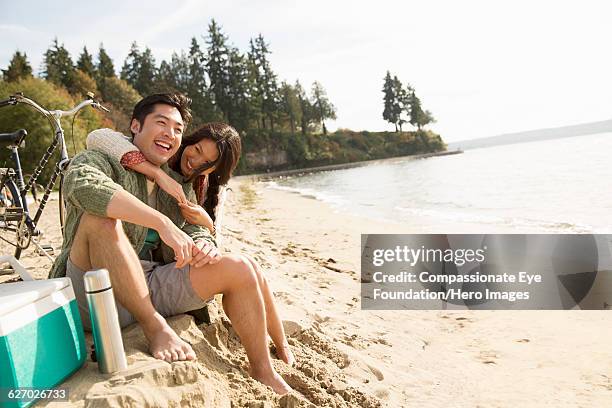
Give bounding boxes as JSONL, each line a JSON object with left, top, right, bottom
{"left": 180, "top": 138, "right": 220, "bottom": 177}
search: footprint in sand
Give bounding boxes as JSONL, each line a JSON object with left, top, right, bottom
{"left": 478, "top": 350, "right": 500, "bottom": 365}
{"left": 367, "top": 364, "right": 385, "bottom": 381}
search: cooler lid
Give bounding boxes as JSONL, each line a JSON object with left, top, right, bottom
{"left": 0, "top": 278, "right": 71, "bottom": 317}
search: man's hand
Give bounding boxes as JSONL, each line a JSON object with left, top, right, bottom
{"left": 157, "top": 217, "right": 195, "bottom": 268}
{"left": 154, "top": 168, "right": 188, "bottom": 204}
{"left": 191, "top": 240, "right": 221, "bottom": 268}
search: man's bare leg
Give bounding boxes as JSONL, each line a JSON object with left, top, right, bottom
{"left": 189, "top": 255, "right": 291, "bottom": 394}
{"left": 242, "top": 254, "right": 295, "bottom": 366}
{"left": 70, "top": 213, "right": 195, "bottom": 362}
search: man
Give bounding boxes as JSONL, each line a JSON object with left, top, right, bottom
{"left": 50, "top": 93, "right": 291, "bottom": 394}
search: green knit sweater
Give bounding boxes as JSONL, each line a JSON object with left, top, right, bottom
{"left": 49, "top": 149, "right": 215, "bottom": 279}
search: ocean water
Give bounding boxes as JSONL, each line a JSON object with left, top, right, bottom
{"left": 263, "top": 132, "right": 612, "bottom": 233}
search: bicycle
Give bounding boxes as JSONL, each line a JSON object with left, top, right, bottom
{"left": 0, "top": 92, "right": 109, "bottom": 261}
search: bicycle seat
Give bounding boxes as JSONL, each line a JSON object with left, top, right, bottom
{"left": 0, "top": 129, "right": 26, "bottom": 147}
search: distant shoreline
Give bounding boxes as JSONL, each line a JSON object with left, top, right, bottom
{"left": 251, "top": 149, "right": 463, "bottom": 180}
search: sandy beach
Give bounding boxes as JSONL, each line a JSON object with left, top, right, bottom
{"left": 2, "top": 177, "right": 612, "bottom": 407}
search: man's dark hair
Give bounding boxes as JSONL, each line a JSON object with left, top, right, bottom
{"left": 130, "top": 93, "right": 192, "bottom": 136}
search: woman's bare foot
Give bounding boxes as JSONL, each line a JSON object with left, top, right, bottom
{"left": 250, "top": 367, "right": 292, "bottom": 395}
{"left": 142, "top": 315, "right": 196, "bottom": 362}
{"left": 276, "top": 342, "right": 295, "bottom": 366}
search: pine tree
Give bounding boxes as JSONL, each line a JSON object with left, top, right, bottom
{"left": 408, "top": 89, "right": 435, "bottom": 130}
{"left": 156, "top": 60, "right": 178, "bottom": 92}
{"left": 42, "top": 38, "right": 75, "bottom": 90}
{"left": 121, "top": 42, "right": 141, "bottom": 91}
{"left": 398, "top": 84, "right": 413, "bottom": 131}
{"left": 382, "top": 71, "right": 398, "bottom": 131}
{"left": 121, "top": 43, "right": 157, "bottom": 96}
{"left": 206, "top": 19, "right": 231, "bottom": 121}
{"left": 391, "top": 76, "right": 407, "bottom": 131}
{"left": 2, "top": 51, "right": 33, "bottom": 82}
{"left": 249, "top": 34, "right": 280, "bottom": 130}
{"left": 96, "top": 44, "right": 115, "bottom": 97}
{"left": 137, "top": 47, "right": 157, "bottom": 95}
{"left": 247, "top": 39, "right": 264, "bottom": 129}
{"left": 295, "top": 80, "right": 312, "bottom": 135}
{"left": 186, "top": 37, "right": 216, "bottom": 126}
{"left": 310, "top": 81, "right": 336, "bottom": 135}
{"left": 76, "top": 46, "right": 96, "bottom": 78}
{"left": 279, "top": 82, "right": 301, "bottom": 134}
{"left": 226, "top": 47, "right": 250, "bottom": 130}
{"left": 97, "top": 44, "right": 115, "bottom": 79}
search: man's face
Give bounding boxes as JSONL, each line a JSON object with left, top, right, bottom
{"left": 131, "top": 104, "right": 184, "bottom": 166}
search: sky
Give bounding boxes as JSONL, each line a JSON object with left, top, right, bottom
{"left": 1, "top": 0, "right": 612, "bottom": 142}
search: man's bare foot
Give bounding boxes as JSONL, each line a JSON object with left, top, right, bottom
{"left": 276, "top": 342, "right": 295, "bottom": 367}
{"left": 142, "top": 315, "right": 196, "bottom": 362}
{"left": 250, "top": 367, "right": 292, "bottom": 395}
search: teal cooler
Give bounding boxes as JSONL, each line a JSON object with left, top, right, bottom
{"left": 0, "top": 278, "right": 86, "bottom": 408}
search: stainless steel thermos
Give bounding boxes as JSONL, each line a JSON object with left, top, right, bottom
{"left": 83, "top": 268, "right": 128, "bottom": 374}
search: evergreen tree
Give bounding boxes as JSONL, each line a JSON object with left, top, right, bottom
{"left": 2, "top": 51, "right": 33, "bottom": 82}
{"left": 247, "top": 39, "right": 264, "bottom": 129}
{"left": 249, "top": 34, "right": 280, "bottom": 130}
{"left": 120, "top": 42, "right": 142, "bottom": 91}
{"left": 279, "top": 81, "right": 301, "bottom": 134}
{"left": 137, "top": 47, "right": 158, "bottom": 96}
{"left": 310, "top": 81, "right": 336, "bottom": 135}
{"left": 42, "top": 38, "right": 75, "bottom": 91}
{"left": 408, "top": 89, "right": 435, "bottom": 130}
{"left": 121, "top": 43, "right": 157, "bottom": 96}
{"left": 382, "top": 71, "right": 398, "bottom": 131}
{"left": 96, "top": 44, "right": 115, "bottom": 97}
{"left": 295, "top": 80, "right": 313, "bottom": 135}
{"left": 186, "top": 37, "right": 216, "bottom": 126}
{"left": 76, "top": 46, "right": 96, "bottom": 78}
{"left": 97, "top": 44, "right": 115, "bottom": 79}
{"left": 205, "top": 19, "right": 231, "bottom": 121}
{"left": 391, "top": 76, "right": 407, "bottom": 131}
{"left": 226, "top": 47, "right": 251, "bottom": 130}
{"left": 156, "top": 59, "right": 178, "bottom": 92}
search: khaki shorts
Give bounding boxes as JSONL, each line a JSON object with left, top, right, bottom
{"left": 66, "top": 258, "right": 208, "bottom": 330}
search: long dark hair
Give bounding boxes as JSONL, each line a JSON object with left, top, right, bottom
{"left": 169, "top": 122, "right": 241, "bottom": 222}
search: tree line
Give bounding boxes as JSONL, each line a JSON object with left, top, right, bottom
{"left": 1, "top": 20, "right": 445, "bottom": 177}
{"left": 1, "top": 19, "right": 337, "bottom": 136}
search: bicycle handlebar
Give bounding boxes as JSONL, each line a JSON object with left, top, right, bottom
{"left": 10, "top": 93, "right": 110, "bottom": 119}
{"left": 49, "top": 99, "right": 110, "bottom": 117}
{"left": 0, "top": 97, "right": 16, "bottom": 108}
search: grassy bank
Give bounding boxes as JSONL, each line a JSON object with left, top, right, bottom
{"left": 236, "top": 128, "right": 446, "bottom": 174}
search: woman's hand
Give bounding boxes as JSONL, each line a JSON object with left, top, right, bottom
{"left": 191, "top": 240, "right": 221, "bottom": 268}
{"left": 154, "top": 168, "right": 188, "bottom": 204}
{"left": 178, "top": 201, "right": 215, "bottom": 231}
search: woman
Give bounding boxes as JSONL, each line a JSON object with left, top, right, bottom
{"left": 86, "top": 123, "right": 295, "bottom": 367}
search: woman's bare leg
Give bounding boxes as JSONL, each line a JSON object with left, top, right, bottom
{"left": 189, "top": 254, "right": 292, "bottom": 394}
{"left": 242, "top": 254, "right": 295, "bottom": 366}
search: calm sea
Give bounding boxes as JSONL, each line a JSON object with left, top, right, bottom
{"left": 263, "top": 132, "right": 612, "bottom": 233}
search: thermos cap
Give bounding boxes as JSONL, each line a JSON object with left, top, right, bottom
{"left": 84, "top": 269, "right": 112, "bottom": 293}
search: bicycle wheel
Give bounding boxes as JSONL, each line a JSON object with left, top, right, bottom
{"left": 0, "top": 177, "right": 29, "bottom": 252}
